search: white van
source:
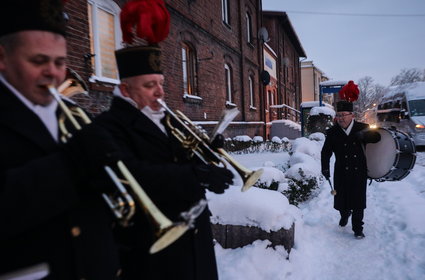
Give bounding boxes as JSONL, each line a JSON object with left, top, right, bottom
{"left": 376, "top": 82, "right": 425, "bottom": 146}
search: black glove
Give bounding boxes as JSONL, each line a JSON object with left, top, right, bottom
{"left": 211, "top": 134, "right": 225, "bottom": 149}
{"left": 63, "top": 124, "right": 120, "bottom": 186}
{"left": 356, "top": 129, "right": 381, "bottom": 143}
{"left": 322, "top": 169, "right": 330, "bottom": 180}
{"left": 194, "top": 164, "right": 234, "bottom": 194}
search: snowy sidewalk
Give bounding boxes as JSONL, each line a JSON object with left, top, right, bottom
{"left": 215, "top": 153, "right": 425, "bottom": 280}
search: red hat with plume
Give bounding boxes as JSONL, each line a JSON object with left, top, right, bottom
{"left": 115, "top": 0, "right": 170, "bottom": 79}
{"left": 338, "top": 80, "right": 359, "bottom": 102}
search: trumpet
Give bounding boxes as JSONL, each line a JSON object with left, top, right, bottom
{"left": 47, "top": 81, "right": 204, "bottom": 254}
{"left": 157, "top": 99, "right": 263, "bottom": 192}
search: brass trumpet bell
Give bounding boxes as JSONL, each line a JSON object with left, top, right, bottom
{"left": 58, "top": 78, "right": 88, "bottom": 97}
{"left": 157, "top": 99, "right": 263, "bottom": 192}
{"left": 58, "top": 68, "right": 89, "bottom": 97}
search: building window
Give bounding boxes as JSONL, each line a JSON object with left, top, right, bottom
{"left": 224, "top": 64, "right": 233, "bottom": 104}
{"left": 248, "top": 75, "right": 255, "bottom": 108}
{"left": 88, "top": 0, "right": 122, "bottom": 83}
{"left": 222, "top": 0, "right": 230, "bottom": 25}
{"left": 181, "top": 43, "right": 198, "bottom": 96}
{"left": 246, "top": 13, "right": 252, "bottom": 43}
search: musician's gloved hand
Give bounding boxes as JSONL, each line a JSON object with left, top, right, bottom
{"left": 194, "top": 164, "right": 234, "bottom": 194}
{"left": 211, "top": 134, "right": 225, "bottom": 149}
{"left": 356, "top": 129, "right": 381, "bottom": 143}
{"left": 63, "top": 124, "right": 120, "bottom": 176}
{"left": 322, "top": 169, "right": 330, "bottom": 180}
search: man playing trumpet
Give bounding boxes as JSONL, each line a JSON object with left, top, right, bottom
{"left": 89, "top": 0, "right": 233, "bottom": 279}
{"left": 0, "top": 0, "right": 125, "bottom": 279}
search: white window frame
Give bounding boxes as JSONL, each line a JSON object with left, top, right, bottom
{"left": 88, "top": 0, "right": 122, "bottom": 84}
{"left": 248, "top": 75, "right": 256, "bottom": 109}
{"left": 246, "top": 13, "right": 252, "bottom": 43}
{"left": 225, "top": 64, "right": 233, "bottom": 103}
{"left": 181, "top": 43, "right": 198, "bottom": 97}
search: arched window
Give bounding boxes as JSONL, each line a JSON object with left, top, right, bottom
{"left": 246, "top": 12, "right": 252, "bottom": 43}
{"left": 222, "top": 0, "right": 230, "bottom": 25}
{"left": 248, "top": 75, "right": 255, "bottom": 108}
{"left": 224, "top": 63, "right": 233, "bottom": 104}
{"left": 87, "top": 0, "right": 122, "bottom": 83}
{"left": 181, "top": 43, "right": 198, "bottom": 96}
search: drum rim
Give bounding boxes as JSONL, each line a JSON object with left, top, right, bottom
{"left": 367, "top": 127, "right": 416, "bottom": 181}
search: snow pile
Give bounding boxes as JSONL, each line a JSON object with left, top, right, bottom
{"left": 208, "top": 185, "right": 298, "bottom": 232}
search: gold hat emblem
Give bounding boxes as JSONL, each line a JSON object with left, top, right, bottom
{"left": 148, "top": 52, "right": 161, "bottom": 72}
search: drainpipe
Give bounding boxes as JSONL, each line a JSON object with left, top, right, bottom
{"left": 238, "top": 0, "right": 246, "bottom": 121}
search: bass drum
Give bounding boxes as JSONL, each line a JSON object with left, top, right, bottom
{"left": 365, "top": 127, "right": 416, "bottom": 181}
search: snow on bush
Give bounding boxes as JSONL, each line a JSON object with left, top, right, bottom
{"left": 291, "top": 137, "right": 323, "bottom": 160}
{"left": 271, "top": 136, "right": 282, "bottom": 144}
{"left": 308, "top": 132, "right": 325, "bottom": 142}
{"left": 253, "top": 136, "right": 263, "bottom": 143}
{"left": 233, "top": 135, "right": 252, "bottom": 142}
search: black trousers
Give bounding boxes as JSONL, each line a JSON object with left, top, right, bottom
{"left": 339, "top": 209, "right": 364, "bottom": 233}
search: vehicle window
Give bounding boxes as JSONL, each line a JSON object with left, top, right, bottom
{"left": 408, "top": 99, "right": 425, "bottom": 116}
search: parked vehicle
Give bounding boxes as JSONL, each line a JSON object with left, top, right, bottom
{"left": 376, "top": 82, "right": 425, "bottom": 146}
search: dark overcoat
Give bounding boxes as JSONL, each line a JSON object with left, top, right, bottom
{"left": 321, "top": 121, "right": 370, "bottom": 210}
{"left": 0, "top": 83, "right": 120, "bottom": 279}
{"left": 94, "top": 97, "right": 219, "bottom": 280}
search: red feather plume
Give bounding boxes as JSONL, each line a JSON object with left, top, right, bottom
{"left": 338, "top": 80, "right": 359, "bottom": 102}
{"left": 120, "top": 0, "right": 170, "bottom": 44}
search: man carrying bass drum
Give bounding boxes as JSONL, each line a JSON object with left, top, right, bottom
{"left": 321, "top": 81, "right": 381, "bottom": 239}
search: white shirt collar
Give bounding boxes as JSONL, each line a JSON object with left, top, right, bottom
{"left": 114, "top": 86, "right": 167, "bottom": 135}
{"left": 0, "top": 74, "right": 59, "bottom": 141}
{"left": 342, "top": 119, "right": 354, "bottom": 135}
{"left": 141, "top": 106, "right": 167, "bottom": 135}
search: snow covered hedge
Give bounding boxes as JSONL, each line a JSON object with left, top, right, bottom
{"left": 224, "top": 135, "right": 290, "bottom": 154}
{"left": 252, "top": 133, "right": 325, "bottom": 205}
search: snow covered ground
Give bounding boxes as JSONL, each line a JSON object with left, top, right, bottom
{"left": 211, "top": 149, "right": 425, "bottom": 280}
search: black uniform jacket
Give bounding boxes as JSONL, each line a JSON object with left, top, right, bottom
{"left": 321, "top": 121, "right": 371, "bottom": 210}
{"left": 0, "top": 83, "right": 120, "bottom": 279}
{"left": 94, "top": 97, "right": 219, "bottom": 280}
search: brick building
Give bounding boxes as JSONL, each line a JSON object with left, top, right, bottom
{"left": 262, "top": 11, "right": 306, "bottom": 124}
{"left": 63, "top": 0, "right": 305, "bottom": 139}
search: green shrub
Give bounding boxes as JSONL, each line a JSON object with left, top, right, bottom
{"left": 283, "top": 168, "right": 319, "bottom": 206}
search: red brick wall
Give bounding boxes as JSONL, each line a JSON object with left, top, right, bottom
{"left": 64, "top": 0, "right": 266, "bottom": 137}
{"left": 263, "top": 14, "right": 303, "bottom": 123}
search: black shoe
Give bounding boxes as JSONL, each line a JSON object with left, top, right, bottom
{"left": 339, "top": 212, "right": 351, "bottom": 227}
{"left": 339, "top": 217, "right": 349, "bottom": 227}
{"left": 354, "top": 232, "right": 365, "bottom": 239}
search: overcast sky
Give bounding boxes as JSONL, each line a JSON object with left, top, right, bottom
{"left": 262, "top": 0, "right": 425, "bottom": 87}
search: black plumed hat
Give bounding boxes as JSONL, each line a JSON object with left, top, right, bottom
{"left": 336, "top": 100, "right": 353, "bottom": 112}
{"left": 0, "top": 0, "right": 67, "bottom": 38}
{"left": 115, "top": 0, "right": 170, "bottom": 79}
{"left": 115, "top": 45, "right": 162, "bottom": 79}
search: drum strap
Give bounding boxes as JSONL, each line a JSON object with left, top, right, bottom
{"left": 360, "top": 140, "right": 374, "bottom": 185}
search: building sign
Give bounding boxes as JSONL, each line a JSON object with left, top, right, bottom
{"left": 263, "top": 50, "right": 276, "bottom": 79}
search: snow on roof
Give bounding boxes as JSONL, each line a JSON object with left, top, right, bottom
{"left": 301, "top": 101, "right": 334, "bottom": 109}
{"left": 271, "top": 119, "right": 301, "bottom": 130}
{"left": 310, "top": 106, "right": 336, "bottom": 117}
{"left": 319, "top": 80, "right": 348, "bottom": 87}
{"left": 383, "top": 82, "right": 425, "bottom": 101}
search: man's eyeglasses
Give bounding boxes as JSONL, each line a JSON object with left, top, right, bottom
{"left": 335, "top": 113, "right": 352, "bottom": 118}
